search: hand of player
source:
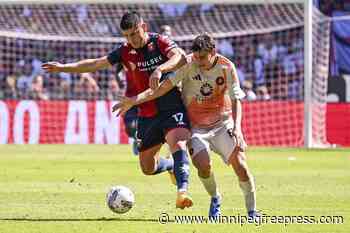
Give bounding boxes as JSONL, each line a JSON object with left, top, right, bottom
{"left": 41, "top": 62, "right": 65, "bottom": 73}
{"left": 149, "top": 68, "right": 162, "bottom": 90}
{"left": 233, "top": 128, "right": 247, "bottom": 152}
{"left": 112, "top": 95, "right": 136, "bottom": 116}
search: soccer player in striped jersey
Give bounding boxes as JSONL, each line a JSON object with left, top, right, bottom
{"left": 42, "top": 11, "right": 193, "bottom": 209}
{"left": 114, "top": 33, "right": 258, "bottom": 218}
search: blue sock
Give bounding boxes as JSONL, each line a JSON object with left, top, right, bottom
{"left": 153, "top": 157, "right": 174, "bottom": 175}
{"left": 172, "top": 150, "right": 190, "bottom": 192}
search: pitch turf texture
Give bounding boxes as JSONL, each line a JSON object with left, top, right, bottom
{"left": 0, "top": 145, "right": 348, "bottom": 233}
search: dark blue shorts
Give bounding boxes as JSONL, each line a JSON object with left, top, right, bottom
{"left": 136, "top": 108, "right": 190, "bottom": 152}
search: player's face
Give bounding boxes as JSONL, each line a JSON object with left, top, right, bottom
{"left": 122, "top": 23, "right": 147, "bottom": 49}
{"left": 193, "top": 50, "right": 215, "bottom": 69}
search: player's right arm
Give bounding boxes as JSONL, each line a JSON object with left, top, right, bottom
{"left": 112, "top": 79, "right": 174, "bottom": 116}
{"left": 42, "top": 56, "right": 112, "bottom": 73}
{"left": 43, "top": 44, "right": 124, "bottom": 73}
{"left": 112, "top": 64, "right": 187, "bottom": 116}
{"left": 135, "top": 79, "right": 174, "bottom": 105}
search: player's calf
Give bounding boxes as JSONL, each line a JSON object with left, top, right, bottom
{"left": 172, "top": 149, "right": 192, "bottom": 209}
{"left": 229, "top": 149, "right": 257, "bottom": 215}
{"left": 192, "top": 149, "right": 221, "bottom": 216}
{"left": 139, "top": 145, "right": 173, "bottom": 175}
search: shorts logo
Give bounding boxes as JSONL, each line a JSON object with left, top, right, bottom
{"left": 216, "top": 76, "right": 224, "bottom": 85}
{"left": 226, "top": 128, "right": 234, "bottom": 138}
{"left": 172, "top": 113, "right": 185, "bottom": 125}
{"left": 200, "top": 83, "right": 213, "bottom": 96}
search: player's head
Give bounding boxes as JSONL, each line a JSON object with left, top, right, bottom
{"left": 160, "top": 25, "right": 172, "bottom": 38}
{"left": 120, "top": 11, "right": 148, "bottom": 49}
{"left": 191, "top": 33, "right": 216, "bottom": 69}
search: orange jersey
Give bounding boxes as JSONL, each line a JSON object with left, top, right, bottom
{"left": 169, "top": 54, "right": 245, "bottom": 129}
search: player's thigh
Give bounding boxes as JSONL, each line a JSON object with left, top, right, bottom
{"left": 188, "top": 136, "right": 211, "bottom": 169}
{"left": 162, "top": 109, "right": 191, "bottom": 152}
{"left": 210, "top": 125, "right": 237, "bottom": 165}
{"left": 137, "top": 117, "right": 164, "bottom": 152}
{"left": 165, "top": 127, "right": 191, "bottom": 152}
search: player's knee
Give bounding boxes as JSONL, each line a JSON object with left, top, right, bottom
{"left": 168, "top": 140, "right": 187, "bottom": 152}
{"left": 230, "top": 151, "right": 250, "bottom": 180}
{"left": 194, "top": 157, "right": 211, "bottom": 177}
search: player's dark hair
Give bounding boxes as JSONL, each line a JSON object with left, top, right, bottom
{"left": 120, "top": 11, "right": 142, "bottom": 31}
{"left": 191, "top": 33, "right": 215, "bottom": 52}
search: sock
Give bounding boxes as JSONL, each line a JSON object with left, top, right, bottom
{"left": 199, "top": 172, "right": 219, "bottom": 197}
{"left": 239, "top": 178, "right": 256, "bottom": 213}
{"left": 172, "top": 150, "right": 190, "bottom": 192}
{"left": 152, "top": 157, "right": 174, "bottom": 175}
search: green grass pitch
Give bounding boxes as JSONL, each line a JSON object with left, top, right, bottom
{"left": 0, "top": 145, "right": 349, "bottom": 233}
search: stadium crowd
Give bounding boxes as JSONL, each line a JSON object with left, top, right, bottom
{"left": 0, "top": 1, "right": 346, "bottom": 101}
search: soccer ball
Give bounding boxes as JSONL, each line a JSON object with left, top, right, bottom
{"left": 106, "top": 186, "right": 135, "bottom": 214}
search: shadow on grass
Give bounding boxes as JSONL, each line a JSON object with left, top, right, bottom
{"left": 0, "top": 217, "right": 160, "bottom": 222}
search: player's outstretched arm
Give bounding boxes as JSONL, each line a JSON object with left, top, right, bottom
{"left": 42, "top": 56, "right": 112, "bottom": 73}
{"left": 149, "top": 48, "right": 186, "bottom": 90}
{"left": 112, "top": 79, "right": 174, "bottom": 116}
{"left": 232, "top": 99, "right": 247, "bottom": 151}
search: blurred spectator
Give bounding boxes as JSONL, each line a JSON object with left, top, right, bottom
{"left": 160, "top": 25, "right": 172, "bottom": 37}
{"left": 330, "top": 0, "right": 350, "bottom": 75}
{"left": 45, "top": 73, "right": 65, "bottom": 100}
{"left": 281, "top": 29, "right": 303, "bottom": 100}
{"left": 234, "top": 36, "right": 270, "bottom": 100}
{"left": 158, "top": 3, "right": 188, "bottom": 17}
{"left": 236, "top": 65, "right": 257, "bottom": 101}
{"left": 0, "top": 3, "right": 314, "bottom": 101}
{"left": 21, "top": 6, "right": 32, "bottom": 17}
{"left": 3, "top": 75, "right": 18, "bottom": 99}
{"left": 200, "top": 4, "right": 214, "bottom": 13}
{"left": 257, "top": 33, "right": 285, "bottom": 65}
{"left": 252, "top": 50, "right": 271, "bottom": 100}
{"left": 256, "top": 33, "right": 285, "bottom": 99}
{"left": 217, "top": 39, "right": 235, "bottom": 61}
{"left": 91, "top": 19, "right": 109, "bottom": 35}
{"left": 74, "top": 73, "right": 99, "bottom": 100}
{"left": 75, "top": 4, "right": 88, "bottom": 24}
{"left": 107, "top": 78, "right": 122, "bottom": 100}
{"left": 16, "top": 59, "right": 35, "bottom": 98}
{"left": 29, "top": 75, "right": 49, "bottom": 100}
{"left": 319, "top": 0, "right": 333, "bottom": 15}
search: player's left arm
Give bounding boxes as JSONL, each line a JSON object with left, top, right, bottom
{"left": 228, "top": 63, "right": 247, "bottom": 151}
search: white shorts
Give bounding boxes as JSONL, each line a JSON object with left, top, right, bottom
{"left": 188, "top": 121, "right": 238, "bottom": 165}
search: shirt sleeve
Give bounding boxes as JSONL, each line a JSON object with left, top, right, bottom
{"left": 169, "top": 64, "right": 188, "bottom": 86}
{"left": 107, "top": 44, "right": 123, "bottom": 66}
{"left": 227, "top": 63, "right": 246, "bottom": 100}
{"left": 157, "top": 35, "right": 178, "bottom": 57}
